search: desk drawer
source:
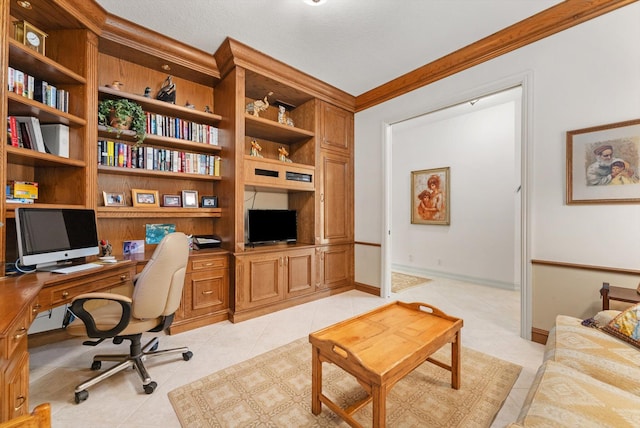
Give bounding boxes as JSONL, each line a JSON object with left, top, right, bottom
{"left": 39, "top": 268, "right": 133, "bottom": 309}
{"left": 0, "top": 306, "right": 30, "bottom": 360}
{"left": 189, "top": 255, "right": 228, "bottom": 272}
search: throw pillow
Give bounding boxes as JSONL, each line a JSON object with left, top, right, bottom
{"left": 602, "top": 303, "right": 640, "bottom": 349}
{"left": 581, "top": 310, "right": 621, "bottom": 328}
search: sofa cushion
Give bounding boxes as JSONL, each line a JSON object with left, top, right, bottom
{"left": 545, "top": 315, "right": 640, "bottom": 396}
{"left": 603, "top": 303, "right": 640, "bottom": 349}
{"left": 514, "top": 360, "right": 640, "bottom": 427}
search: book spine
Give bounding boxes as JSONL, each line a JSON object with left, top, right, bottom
{"left": 7, "top": 67, "right": 14, "bottom": 92}
{"left": 8, "top": 116, "right": 19, "bottom": 147}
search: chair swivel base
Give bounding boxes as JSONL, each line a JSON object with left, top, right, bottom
{"left": 74, "top": 337, "right": 193, "bottom": 403}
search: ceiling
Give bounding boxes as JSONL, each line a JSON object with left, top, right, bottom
{"left": 94, "top": 0, "right": 562, "bottom": 97}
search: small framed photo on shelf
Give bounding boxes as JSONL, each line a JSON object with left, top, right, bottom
{"left": 162, "top": 194, "right": 182, "bottom": 207}
{"left": 103, "top": 191, "right": 126, "bottom": 207}
{"left": 201, "top": 196, "right": 218, "bottom": 208}
{"left": 182, "top": 190, "right": 199, "bottom": 208}
{"left": 132, "top": 189, "right": 160, "bottom": 207}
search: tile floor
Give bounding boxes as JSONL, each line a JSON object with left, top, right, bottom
{"left": 28, "top": 277, "right": 544, "bottom": 427}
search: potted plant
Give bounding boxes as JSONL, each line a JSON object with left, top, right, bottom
{"left": 98, "top": 98, "right": 146, "bottom": 146}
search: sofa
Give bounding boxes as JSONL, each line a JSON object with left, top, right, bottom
{"left": 509, "top": 309, "right": 640, "bottom": 427}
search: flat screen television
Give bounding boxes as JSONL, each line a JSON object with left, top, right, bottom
{"left": 247, "top": 209, "right": 297, "bottom": 245}
{"left": 15, "top": 207, "right": 99, "bottom": 269}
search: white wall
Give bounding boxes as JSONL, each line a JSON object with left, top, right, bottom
{"left": 355, "top": 4, "right": 640, "bottom": 289}
{"left": 390, "top": 92, "right": 519, "bottom": 287}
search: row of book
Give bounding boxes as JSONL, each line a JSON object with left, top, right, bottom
{"left": 6, "top": 115, "right": 70, "bottom": 157}
{"left": 145, "top": 112, "right": 218, "bottom": 145}
{"left": 98, "top": 140, "right": 221, "bottom": 176}
{"left": 8, "top": 66, "right": 70, "bottom": 113}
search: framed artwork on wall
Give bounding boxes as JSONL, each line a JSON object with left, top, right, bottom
{"left": 411, "top": 167, "right": 450, "bottom": 225}
{"left": 567, "top": 118, "right": 640, "bottom": 204}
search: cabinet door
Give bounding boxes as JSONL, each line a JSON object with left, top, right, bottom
{"left": 184, "top": 268, "right": 229, "bottom": 318}
{"left": 319, "top": 151, "right": 353, "bottom": 243}
{"left": 320, "top": 102, "right": 352, "bottom": 153}
{"left": 317, "top": 244, "right": 353, "bottom": 290}
{"left": 236, "top": 253, "right": 285, "bottom": 310}
{"left": 284, "top": 248, "right": 315, "bottom": 298}
{"left": 4, "top": 345, "right": 29, "bottom": 420}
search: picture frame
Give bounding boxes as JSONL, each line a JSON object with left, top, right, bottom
{"left": 201, "top": 195, "right": 218, "bottom": 208}
{"left": 181, "top": 190, "right": 199, "bottom": 208}
{"left": 566, "top": 118, "right": 640, "bottom": 204}
{"left": 162, "top": 194, "right": 182, "bottom": 207}
{"left": 411, "top": 167, "right": 450, "bottom": 225}
{"left": 131, "top": 189, "right": 160, "bottom": 207}
{"left": 103, "top": 191, "right": 126, "bottom": 207}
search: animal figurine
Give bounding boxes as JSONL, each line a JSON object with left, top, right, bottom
{"left": 250, "top": 140, "right": 263, "bottom": 158}
{"left": 143, "top": 87, "right": 151, "bottom": 97}
{"left": 246, "top": 92, "right": 273, "bottom": 117}
{"left": 204, "top": 105, "right": 211, "bottom": 113}
{"left": 156, "top": 75, "right": 176, "bottom": 104}
{"left": 278, "top": 146, "right": 292, "bottom": 163}
{"left": 107, "top": 81, "right": 122, "bottom": 90}
{"left": 99, "top": 239, "right": 112, "bottom": 257}
{"left": 185, "top": 100, "right": 195, "bottom": 109}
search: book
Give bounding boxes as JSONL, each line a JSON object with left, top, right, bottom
{"left": 18, "top": 122, "right": 32, "bottom": 149}
{"left": 40, "top": 124, "right": 69, "bottom": 157}
{"left": 7, "top": 67, "right": 14, "bottom": 92}
{"left": 8, "top": 116, "right": 19, "bottom": 147}
{"left": 15, "top": 116, "right": 46, "bottom": 153}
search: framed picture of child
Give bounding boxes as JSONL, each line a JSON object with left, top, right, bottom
{"left": 411, "top": 167, "right": 450, "bottom": 225}
{"left": 566, "top": 118, "right": 640, "bottom": 204}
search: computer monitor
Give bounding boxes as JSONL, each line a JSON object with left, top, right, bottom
{"left": 15, "top": 207, "right": 99, "bottom": 270}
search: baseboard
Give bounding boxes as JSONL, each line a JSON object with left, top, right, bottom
{"left": 391, "top": 263, "right": 520, "bottom": 291}
{"left": 531, "top": 327, "right": 548, "bottom": 345}
{"left": 354, "top": 282, "right": 380, "bottom": 296}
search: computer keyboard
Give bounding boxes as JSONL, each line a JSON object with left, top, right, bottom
{"left": 50, "top": 263, "right": 102, "bottom": 274}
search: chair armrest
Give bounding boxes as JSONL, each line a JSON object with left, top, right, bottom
{"left": 70, "top": 293, "right": 132, "bottom": 339}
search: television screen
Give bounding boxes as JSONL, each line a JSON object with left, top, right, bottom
{"left": 247, "top": 209, "right": 297, "bottom": 245}
{"left": 15, "top": 207, "right": 99, "bottom": 268}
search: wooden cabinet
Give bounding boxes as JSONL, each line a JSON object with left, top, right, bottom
{"left": 317, "top": 244, "right": 353, "bottom": 291}
{"left": 169, "top": 250, "right": 229, "bottom": 334}
{"left": 319, "top": 102, "right": 352, "bottom": 153}
{"left": 318, "top": 151, "right": 353, "bottom": 244}
{"left": 233, "top": 246, "right": 316, "bottom": 320}
{"left": 1, "top": 305, "right": 30, "bottom": 421}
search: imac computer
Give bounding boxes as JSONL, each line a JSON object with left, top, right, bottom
{"left": 15, "top": 207, "right": 100, "bottom": 273}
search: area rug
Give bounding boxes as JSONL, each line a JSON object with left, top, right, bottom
{"left": 168, "top": 337, "right": 521, "bottom": 427}
{"left": 391, "top": 271, "right": 431, "bottom": 293}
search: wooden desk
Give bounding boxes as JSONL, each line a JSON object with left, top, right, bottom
{"left": 309, "top": 301, "right": 463, "bottom": 428}
{"left": 600, "top": 282, "right": 640, "bottom": 310}
{"left": 0, "top": 261, "right": 135, "bottom": 422}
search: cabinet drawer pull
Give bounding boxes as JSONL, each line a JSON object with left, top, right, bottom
{"left": 62, "top": 291, "right": 69, "bottom": 298}
{"left": 204, "top": 262, "right": 213, "bottom": 266}
{"left": 202, "top": 290, "right": 214, "bottom": 295}
{"left": 32, "top": 304, "right": 41, "bottom": 313}
{"left": 14, "top": 327, "right": 27, "bottom": 340}
{"left": 120, "top": 274, "right": 128, "bottom": 281}
{"left": 14, "top": 395, "right": 26, "bottom": 411}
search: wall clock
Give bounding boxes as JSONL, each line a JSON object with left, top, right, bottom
{"left": 14, "top": 20, "right": 47, "bottom": 55}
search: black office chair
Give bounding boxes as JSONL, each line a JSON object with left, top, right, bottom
{"left": 66, "top": 232, "right": 192, "bottom": 403}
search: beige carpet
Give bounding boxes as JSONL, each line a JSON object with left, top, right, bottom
{"left": 392, "top": 271, "right": 431, "bottom": 293}
{"left": 168, "top": 337, "right": 521, "bottom": 427}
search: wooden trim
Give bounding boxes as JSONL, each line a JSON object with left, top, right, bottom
{"left": 354, "top": 241, "right": 381, "bottom": 247}
{"left": 531, "top": 259, "right": 640, "bottom": 276}
{"left": 214, "top": 38, "right": 355, "bottom": 112}
{"left": 531, "top": 327, "right": 549, "bottom": 345}
{"left": 355, "top": 282, "right": 380, "bottom": 296}
{"left": 355, "top": 0, "right": 638, "bottom": 111}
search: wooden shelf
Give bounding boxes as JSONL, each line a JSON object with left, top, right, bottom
{"left": 245, "top": 114, "right": 314, "bottom": 143}
{"left": 8, "top": 92, "right": 86, "bottom": 127}
{"left": 98, "top": 127, "right": 222, "bottom": 154}
{"left": 99, "top": 87, "right": 222, "bottom": 125}
{"left": 6, "top": 146, "right": 85, "bottom": 167}
{"left": 9, "top": 39, "right": 86, "bottom": 85}
{"left": 98, "top": 165, "right": 222, "bottom": 181}
{"left": 97, "top": 207, "right": 222, "bottom": 218}
{"left": 5, "top": 203, "right": 88, "bottom": 218}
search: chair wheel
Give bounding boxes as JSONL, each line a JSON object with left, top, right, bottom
{"left": 91, "top": 361, "right": 102, "bottom": 370}
{"left": 183, "top": 351, "right": 193, "bottom": 361}
{"left": 75, "top": 390, "right": 89, "bottom": 403}
{"left": 144, "top": 381, "right": 157, "bottom": 394}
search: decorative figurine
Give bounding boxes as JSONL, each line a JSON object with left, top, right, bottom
{"left": 278, "top": 105, "right": 288, "bottom": 124}
{"left": 143, "top": 87, "right": 151, "bottom": 97}
{"left": 245, "top": 91, "right": 273, "bottom": 117}
{"left": 185, "top": 100, "right": 195, "bottom": 109}
{"left": 156, "top": 75, "right": 176, "bottom": 104}
{"left": 204, "top": 105, "right": 211, "bottom": 113}
{"left": 250, "top": 140, "right": 263, "bottom": 157}
{"left": 107, "top": 81, "right": 123, "bottom": 90}
{"left": 278, "top": 146, "right": 292, "bottom": 163}
{"left": 99, "top": 239, "right": 113, "bottom": 257}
